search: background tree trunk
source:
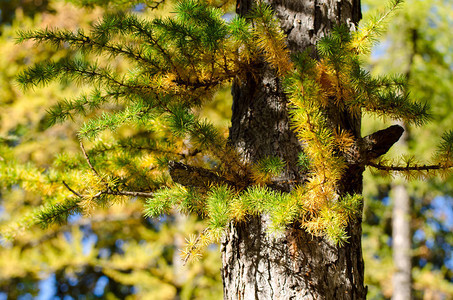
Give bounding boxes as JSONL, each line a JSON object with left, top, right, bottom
{"left": 391, "top": 29, "right": 418, "bottom": 300}
{"left": 221, "top": 0, "right": 366, "bottom": 299}
{"left": 392, "top": 177, "right": 412, "bottom": 300}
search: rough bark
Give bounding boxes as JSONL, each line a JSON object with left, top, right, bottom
{"left": 221, "top": 0, "right": 367, "bottom": 299}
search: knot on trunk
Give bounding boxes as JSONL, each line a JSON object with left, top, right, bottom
{"left": 362, "top": 124, "right": 405, "bottom": 162}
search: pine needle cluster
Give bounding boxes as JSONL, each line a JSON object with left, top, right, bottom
{"left": 7, "top": 0, "right": 453, "bottom": 261}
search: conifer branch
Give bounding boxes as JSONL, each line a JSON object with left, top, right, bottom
{"left": 36, "top": 199, "right": 82, "bottom": 228}
{"left": 173, "top": 77, "right": 225, "bottom": 90}
{"left": 353, "top": 0, "right": 404, "bottom": 52}
{"left": 17, "top": 29, "right": 161, "bottom": 70}
{"left": 142, "top": 23, "right": 181, "bottom": 76}
{"left": 79, "top": 142, "right": 158, "bottom": 197}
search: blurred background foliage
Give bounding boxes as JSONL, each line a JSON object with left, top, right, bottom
{"left": 0, "top": 0, "right": 452, "bottom": 298}
{"left": 362, "top": 0, "right": 453, "bottom": 298}
{"left": 0, "top": 0, "right": 224, "bottom": 298}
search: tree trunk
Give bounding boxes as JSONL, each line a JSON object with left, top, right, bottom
{"left": 391, "top": 30, "right": 417, "bottom": 299}
{"left": 221, "top": 0, "right": 367, "bottom": 299}
{"left": 391, "top": 179, "right": 412, "bottom": 300}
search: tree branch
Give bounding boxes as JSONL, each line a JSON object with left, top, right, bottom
{"left": 62, "top": 181, "right": 154, "bottom": 199}
{"left": 367, "top": 161, "right": 446, "bottom": 172}
{"left": 105, "top": 190, "right": 155, "bottom": 197}
{"left": 168, "top": 161, "right": 236, "bottom": 191}
{"left": 168, "top": 161, "right": 299, "bottom": 192}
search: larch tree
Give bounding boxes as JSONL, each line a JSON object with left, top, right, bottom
{"left": 3, "top": 0, "right": 453, "bottom": 299}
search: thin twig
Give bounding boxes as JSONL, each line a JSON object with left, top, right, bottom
{"left": 80, "top": 141, "right": 103, "bottom": 180}
{"left": 367, "top": 161, "right": 446, "bottom": 172}
{"left": 106, "top": 190, "right": 154, "bottom": 197}
{"left": 183, "top": 228, "right": 209, "bottom": 266}
{"left": 62, "top": 181, "right": 154, "bottom": 199}
{"left": 62, "top": 181, "right": 84, "bottom": 198}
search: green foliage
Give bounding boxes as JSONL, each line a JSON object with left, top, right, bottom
{"left": 436, "top": 130, "right": 453, "bottom": 165}
{"left": 145, "top": 184, "right": 191, "bottom": 216}
{"left": 353, "top": 0, "right": 404, "bottom": 53}
{"left": 206, "top": 185, "right": 233, "bottom": 229}
{"left": 78, "top": 101, "right": 156, "bottom": 139}
{"left": 36, "top": 199, "right": 82, "bottom": 228}
{"left": 297, "top": 152, "right": 311, "bottom": 171}
{"left": 248, "top": 2, "right": 292, "bottom": 75}
{"left": 238, "top": 185, "right": 284, "bottom": 216}
{"left": 252, "top": 156, "right": 286, "bottom": 183}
